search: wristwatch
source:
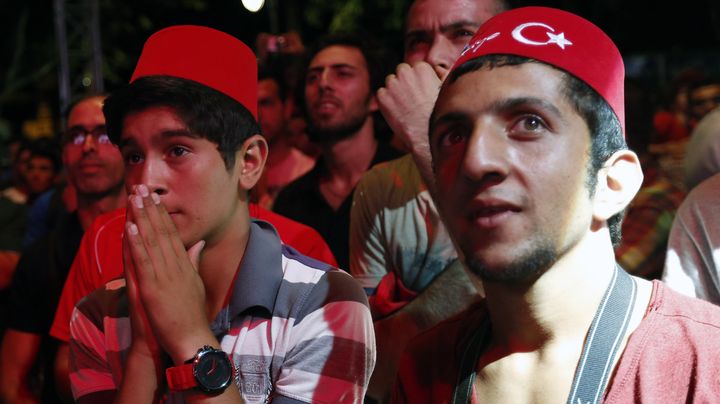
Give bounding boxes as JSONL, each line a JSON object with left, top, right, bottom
{"left": 166, "top": 346, "right": 236, "bottom": 394}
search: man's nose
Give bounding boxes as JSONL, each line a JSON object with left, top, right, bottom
{"left": 318, "top": 69, "right": 334, "bottom": 90}
{"left": 460, "top": 121, "right": 510, "bottom": 186}
{"left": 425, "top": 36, "right": 453, "bottom": 80}
{"left": 82, "top": 134, "right": 97, "bottom": 153}
{"left": 136, "top": 158, "right": 168, "bottom": 196}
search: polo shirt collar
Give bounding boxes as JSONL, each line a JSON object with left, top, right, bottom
{"left": 209, "top": 219, "right": 283, "bottom": 335}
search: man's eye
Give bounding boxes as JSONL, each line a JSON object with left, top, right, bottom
{"left": 72, "top": 135, "right": 86, "bottom": 145}
{"left": 454, "top": 29, "right": 475, "bottom": 39}
{"left": 522, "top": 116, "right": 544, "bottom": 131}
{"left": 436, "top": 127, "right": 467, "bottom": 149}
{"left": 170, "top": 146, "right": 189, "bottom": 157}
{"left": 447, "top": 131, "right": 465, "bottom": 145}
{"left": 510, "top": 115, "right": 548, "bottom": 136}
{"left": 124, "top": 153, "right": 143, "bottom": 165}
{"left": 97, "top": 134, "right": 111, "bottom": 144}
{"left": 405, "top": 37, "right": 426, "bottom": 50}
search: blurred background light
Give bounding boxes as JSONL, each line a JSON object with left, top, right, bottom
{"left": 242, "top": 0, "right": 265, "bottom": 12}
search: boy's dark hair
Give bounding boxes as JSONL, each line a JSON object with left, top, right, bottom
{"left": 440, "top": 54, "right": 628, "bottom": 246}
{"left": 104, "top": 76, "right": 260, "bottom": 169}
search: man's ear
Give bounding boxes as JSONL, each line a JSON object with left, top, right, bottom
{"left": 592, "top": 149, "right": 644, "bottom": 221}
{"left": 368, "top": 92, "right": 379, "bottom": 113}
{"left": 237, "top": 134, "right": 268, "bottom": 191}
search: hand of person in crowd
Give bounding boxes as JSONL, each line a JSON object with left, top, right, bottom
{"left": 377, "top": 61, "right": 442, "bottom": 193}
{"left": 124, "top": 184, "right": 213, "bottom": 364}
{"left": 378, "top": 61, "right": 440, "bottom": 153}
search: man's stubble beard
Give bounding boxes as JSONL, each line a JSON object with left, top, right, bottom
{"left": 457, "top": 158, "right": 599, "bottom": 284}
{"left": 306, "top": 113, "right": 369, "bottom": 144}
{"left": 75, "top": 176, "right": 125, "bottom": 202}
{"left": 466, "top": 237, "right": 558, "bottom": 284}
{"left": 306, "top": 93, "right": 374, "bottom": 144}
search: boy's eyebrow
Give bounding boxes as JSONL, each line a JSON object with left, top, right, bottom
{"left": 119, "top": 129, "right": 199, "bottom": 148}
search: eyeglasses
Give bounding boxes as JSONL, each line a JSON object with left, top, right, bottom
{"left": 64, "top": 125, "right": 112, "bottom": 146}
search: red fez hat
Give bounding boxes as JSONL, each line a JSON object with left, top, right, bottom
{"left": 131, "top": 25, "right": 258, "bottom": 119}
{"left": 452, "top": 7, "right": 625, "bottom": 135}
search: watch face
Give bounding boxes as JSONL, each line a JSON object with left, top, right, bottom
{"left": 194, "top": 350, "right": 234, "bottom": 393}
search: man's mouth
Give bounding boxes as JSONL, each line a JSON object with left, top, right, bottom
{"left": 314, "top": 97, "right": 341, "bottom": 112}
{"left": 467, "top": 200, "right": 521, "bottom": 228}
{"left": 78, "top": 163, "right": 103, "bottom": 173}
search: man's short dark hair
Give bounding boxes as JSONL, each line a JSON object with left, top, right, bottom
{"left": 104, "top": 76, "right": 260, "bottom": 169}
{"left": 304, "top": 32, "right": 392, "bottom": 95}
{"left": 28, "top": 137, "right": 61, "bottom": 173}
{"left": 64, "top": 93, "right": 108, "bottom": 121}
{"left": 440, "top": 55, "right": 627, "bottom": 246}
{"left": 258, "top": 66, "right": 287, "bottom": 100}
{"left": 687, "top": 76, "right": 720, "bottom": 97}
{"left": 404, "top": 0, "right": 512, "bottom": 37}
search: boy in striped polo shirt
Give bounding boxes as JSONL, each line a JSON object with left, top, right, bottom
{"left": 68, "top": 25, "right": 374, "bottom": 403}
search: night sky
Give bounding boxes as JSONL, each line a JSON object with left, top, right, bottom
{"left": 1, "top": 0, "right": 719, "bottom": 133}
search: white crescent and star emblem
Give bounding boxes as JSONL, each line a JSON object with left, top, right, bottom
{"left": 511, "top": 22, "right": 573, "bottom": 49}
{"left": 461, "top": 31, "right": 501, "bottom": 56}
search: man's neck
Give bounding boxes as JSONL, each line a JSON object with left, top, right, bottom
{"left": 321, "top": 117, "right": 378, "bottom": 181}
{"left": 483, "top": 230, "right": 617, "bottom": 351}
{"left": 196, "top": 202, "right": 252, "bottom": 320}
{"left": 475, "top": 229, "right": 654, "bottom": 403}
{"left": 266, "top": 134, "right": 294, "bottom": 167}
{"left": 76, "top": 190, "right": 127, "bottom": 230}
{"left": 316, "top": 117, "right": 378, "bottom": 210}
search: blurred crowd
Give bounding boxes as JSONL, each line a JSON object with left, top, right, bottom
{"left": 1, "top": 0, "right": 720, "bottom": 402}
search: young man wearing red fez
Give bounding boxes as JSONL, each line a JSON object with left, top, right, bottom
{"left": 349, "top": 1, "right": 509, "bottom": 400}
{"left": 63, "top": 25, "right": 374, "bottom": 403}
{"left": 393, "top": 7, "right": 720, "bottom": 403}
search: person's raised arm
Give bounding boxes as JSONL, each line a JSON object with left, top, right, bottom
{"left": 377, "top": 62, "right": 441, "bottom": 197}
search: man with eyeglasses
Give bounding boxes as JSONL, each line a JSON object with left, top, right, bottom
{"left": 0, "top": 95, "right": 126, "bottom": 403}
